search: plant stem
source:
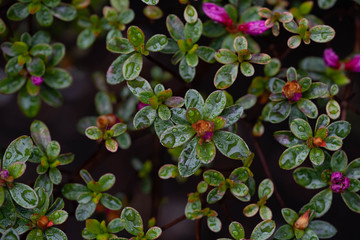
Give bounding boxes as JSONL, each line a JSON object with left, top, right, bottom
{"left": 249, "top": 131, "right": 286, "bottom": 209}
{"left": 196, "top": 219, "right": 201, "bottom": 240}
{"left": 161, "top": 215, "right": 187, "bottom": 231}
{"left": 220, "top": 199, "right": 233, "bottom": 222}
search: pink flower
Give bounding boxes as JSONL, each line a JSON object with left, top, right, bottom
{"left": 0, "top": 169, "right": 9, "bottom": 179}
{"left": 238, "top": 20, "right": 269, "bottom": 35}
{"left": 202, "top": 3, "right": 233, "bottom": 27}
{"left": 330, "top": 171, "right": 350, "bottom": 193}
{"left": 203, "top": 131, "right": 213, "bottom": 141}
{"left": 323, "top": 48, "right": 340, "bottom": 69}
{"left": 345, "top": 55, "right": 360, "bottom": 72}
{"left": 137, "top": 102, "right": 150, "bottom": 111}
{"left": 31, "top": 76, "right": 44, "bottom": 86}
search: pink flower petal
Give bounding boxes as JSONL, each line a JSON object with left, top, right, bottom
{"left": 345, "top": 55, "right": 360, "bottom": 72}
{"left": 323, "top": 48, "right": 340, "bottom": 69}
{"left": 202, "top": 3, "right": 233, "bottom": 27}
{"left": 238, "top": 20, "right": 269, "bottom": 35}
{"left": 31, "top": 76, "right": 44, "bottom": 86}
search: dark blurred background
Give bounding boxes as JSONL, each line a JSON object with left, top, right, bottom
{"left": 1, "top": 0, "right": 360, "bottom": 239}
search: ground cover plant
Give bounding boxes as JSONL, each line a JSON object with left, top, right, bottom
{"left": 0, "top": 0, "right": 360, "bottom": 239}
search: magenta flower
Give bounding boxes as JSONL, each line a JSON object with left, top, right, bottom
{"left": 137, "top": 102, "right": 150, "bottom": 111}
{"left": 238, "top": 20, "right": 268, "bottom": 35}
{"left": 31, "top": 76, "right": 44, "bottom": 86}
{"left": 202, "top": 3, "right": 269, "bottom": 35}
{"left": 345, "top": 55, "right": 360, "bottom": 72}
{"left": 330, "top": 171, "right": 350, "bottom": 193}
{"left": 0, "top": 169, "right": 9, "bottom": 179}
{"left": 323, "top": 48, "right": 360, "bottom": 72}
{"left": 202, "top": 3, "right": 233, "bottom": 27}
{"left": 203, "top": 131, "right": 213, "bottom": 141}
{"left": 323, "top": 48, "right": 340, "bottom": 69}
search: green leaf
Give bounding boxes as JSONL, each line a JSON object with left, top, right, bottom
{"left": 158, "top": 164, "right": 178, "bottom": 179}
{"left": 122, "top": 52, "right": 143, "bottom": 80}
{"left": 9, "top": 183, "right": 38, "bottom": 209}
{"left": 52, "top": 3, "right": 77, "bottom": 21}
{"left": 97, "top": 173, "right": 115, "bottom": 192}
{"left": 107, "top": 37, "right": 135, "bottom": 54}
{"left": 309, "top": 148, "right": 325, "bottom": 166}
{"left": 133, "top": 105, "right": 157, "bottom": 129}
{"left": 310, "top": 188, "right": 332, "bottom": 217}
{"left": 249, "top": 53, "right": 271, "bottom": 65}
{"left": 127, "top": 26, "right": 145, "bottom": 48}
{"left": 77, "top": 28, "right": 96, "bottom": 49}
{"left": 95, "top": 91, "right": 112, "bottom": 115}
{"left": 0, "top": 75, "right": 26, "bottom": 94}
{"left": 259, "top": 205, "right": 272, "bottom": 220}
{"left": 297, "top": 99, "right": 318, "bottom": 119}
{"left": 203, "top": 91, "right": 226, "bottom": 120}
{"left": 290, "top": 118, "right": 313, "bottom": 140}
{"left": 323, "top": 136, "right": 342, "bottom": 151}
{"left": 302, "top": 229, "right": 319, "bottom": 240}
{"left": 229, "top": 221, "right": 245, "bottom": 240}
{"left": 158, "top": 104, "right": 171, "bottom": 120}
{"left": 44, "top": 227, "right": 67, "bottom": 240}
{"left": 76, "top": 201, "right": 96, "bottom": 221}
{"left": 146, "top": 34, "right": 168, "bottom": 52}
{"left": 326, "top": 121, "right": 351, "bottom": 139}
{"left": 264, "top": 58, "right": 281, "bottom": 77}
{"left": 7, "top": 3, "right": 29, "bottom": 21}
{"left": 3, "top": 136, "right": 33, "bottom": 168}
{"left": 213, "top": 131, "right": 251, "bottom": 160}
{"left": 207, "top": 216, "right": 221, "bottom": 233}
{"left": 85, "top": 126, "right": 103, "bottom": 140}
{"left": 243, "top": 203, "right": 259, "bottom": 217}
{"left": 214, "top": 63, "right": 239, "bottom": 89}
{"left": 43, "top": 68, "right": 72, "bottom": 89}
{"left": 145, "top": 226, "right": 162, "bottom": 239}
{"left": 345, "top": 158, "right": 360, "bottom": 179}
{"left": 49, "top": 167, "right": 62, "bottom": 185}
{"left": 160, "top": 125, "right": 195, "bottom": 148}
{"left": 100, "top": 193, "right": 122, "bottom": 210}
{"left": 36, "top": 6, "right": 53, "bottom": 26}
{"left": 231, "top": 182, "right": 248, "bottom": 197}
{"left": 326, "top": 99, "right": 340, "bottom": 120}
{"left": 303, "top": 82, "right": 329, "bottom": 99}
{"left": 178, "top": 138, "right": 201, "bottom": 177}
{"left": 107, "top": 218, "right": 124, "bottom": 233}
{"left": 27, "top": 57, "right": 45, "bottom": 77}
{"left": 0, "top": 190, "right": 16, "bottom": 228}
{"left": 203, "top": 170, "right": 224, "bottom": 186}
{"left": 195, "top": 46, "right": 215, "bottom": 63}
{"left": 250, "top": 220, "right": 276, "bottom": 240}
{"left": 30, "top": 43, "right": 52, "bottom": 57}
{"left": 331, "top": 150, "right": 347, "bottom": 172}
{"left": 47, "top": 140, "right": 60, "bottom": 160}
{"left": 308, "top": 220, "right": 337, "bottom": 238}
{"left": 7, "top": 162, "right": 26, "bottom": 179}
{"left": 107, "top": 55, "right": 128, "bottom": 85}
{"left": 215, "top": 49, "right": 237, "bottom": 64}
{"left": 299, "top": 77, "right": 312, "bottom": 92}
{"left": 279, "top": 144, "right": 310, "bottom": 170}
{"left": 220, "top": 103, "right": 243, "bottom": 128}
{"left": 184, "top": 19, "right": 202, "bottom": 43}
{"left": 142, "top": 0, "right": 159, "bottom": 5}
{"left": 5, "top": 57, "right": 23, "bottom": 76}
{"left": 315, "top": 114, "right": 330, "bottom": 131}
{"left": 127, "top": 76, "right": 152, "bottom": 97}
{"left": 240, "top": 62, "right": 254, "bottom": 77}
{"left": 121, "top": 207, "right": 143, "bottom": 235}
{"left": 341, "top": 190, "right": 360, "bottom": 213}
{"left": 179, "top": 58, "right": 195, "bottom": 83}
{"left": 274, "top": 131, "right": 305, "bottom": 147}
{"left": 233, "top": 36, "right": 247, "bottom": 52}
{"left": 40, "top": 85, "right": 63, "bottom": 107}
{"left": 48, "top": 210, "right": 68, "bottom": 225}
{"left": 186, "top": 108, "right": 201, "bottom": 124}
{"left": 309, "top": 25, "right": 335, "bottom": 42}
{"left": 62, "top": 183, "right": 89, "bottom": 200}
{"left": 274, "top": 224, "right": 294, "bottom": 240}
{"left": 1, "top": 228, "right": 19, "bottom": 240}
{"left": 287, "top": 35, "right": 301, "bottom": 49}
{"left": 268, "top": 101, "right": 291, "bottom": 123}
{"left": 258, "top": 179, "right": 274, "bottom": 199}
{"left": 207, "top": 188, "right": 224, "bottom": 204}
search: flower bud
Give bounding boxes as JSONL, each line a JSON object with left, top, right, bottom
{"left": 30, "top": 76, "right": 44, "bottom": 86}
{"left": 202, "top": 3, "right": 233, "bottom": 27}
{"left": 282, "top": 81, "right": 302, "bottom": 102}
{"left": 312, "top": 137, "right": 325, "bottom": 148}
{"left": 37, "top": 216, "right": 53, "bottom": 230}
{"left": 294, "top": 209, "right": 311, "bottom": 230}
{"left": 192, "top": 120, "right": 214, "bottom": 143}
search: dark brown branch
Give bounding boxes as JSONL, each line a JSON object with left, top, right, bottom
{"left": 249, "top": 131, "right": 286, "bottom": 209}
{"left": 160, "top": 215, "right": 187, "bottom": 231}
{"left": 196, "top": 219, "right": 201, "bottom": 240}
{"left": 220, "top": 199, "right": 233, "bottom": 222}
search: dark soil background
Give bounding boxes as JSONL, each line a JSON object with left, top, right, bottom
{"left": 1, "top": 0, "right": 360, "bottom": 239}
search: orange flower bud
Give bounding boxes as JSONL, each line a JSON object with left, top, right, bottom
{"left": 282, "top": 81, "right": 302, "bottom": 102}
{"left": 312, "top": 137, "right": 325, "bottom": 148}
{"left": 294, "top": 209, "right": 311, "bottom": 230}
{"left": 37, "top": 216, "right": 50, "bottom": 230}
{"left": 191, "top": 120, "right": 214, "bottom": 142}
